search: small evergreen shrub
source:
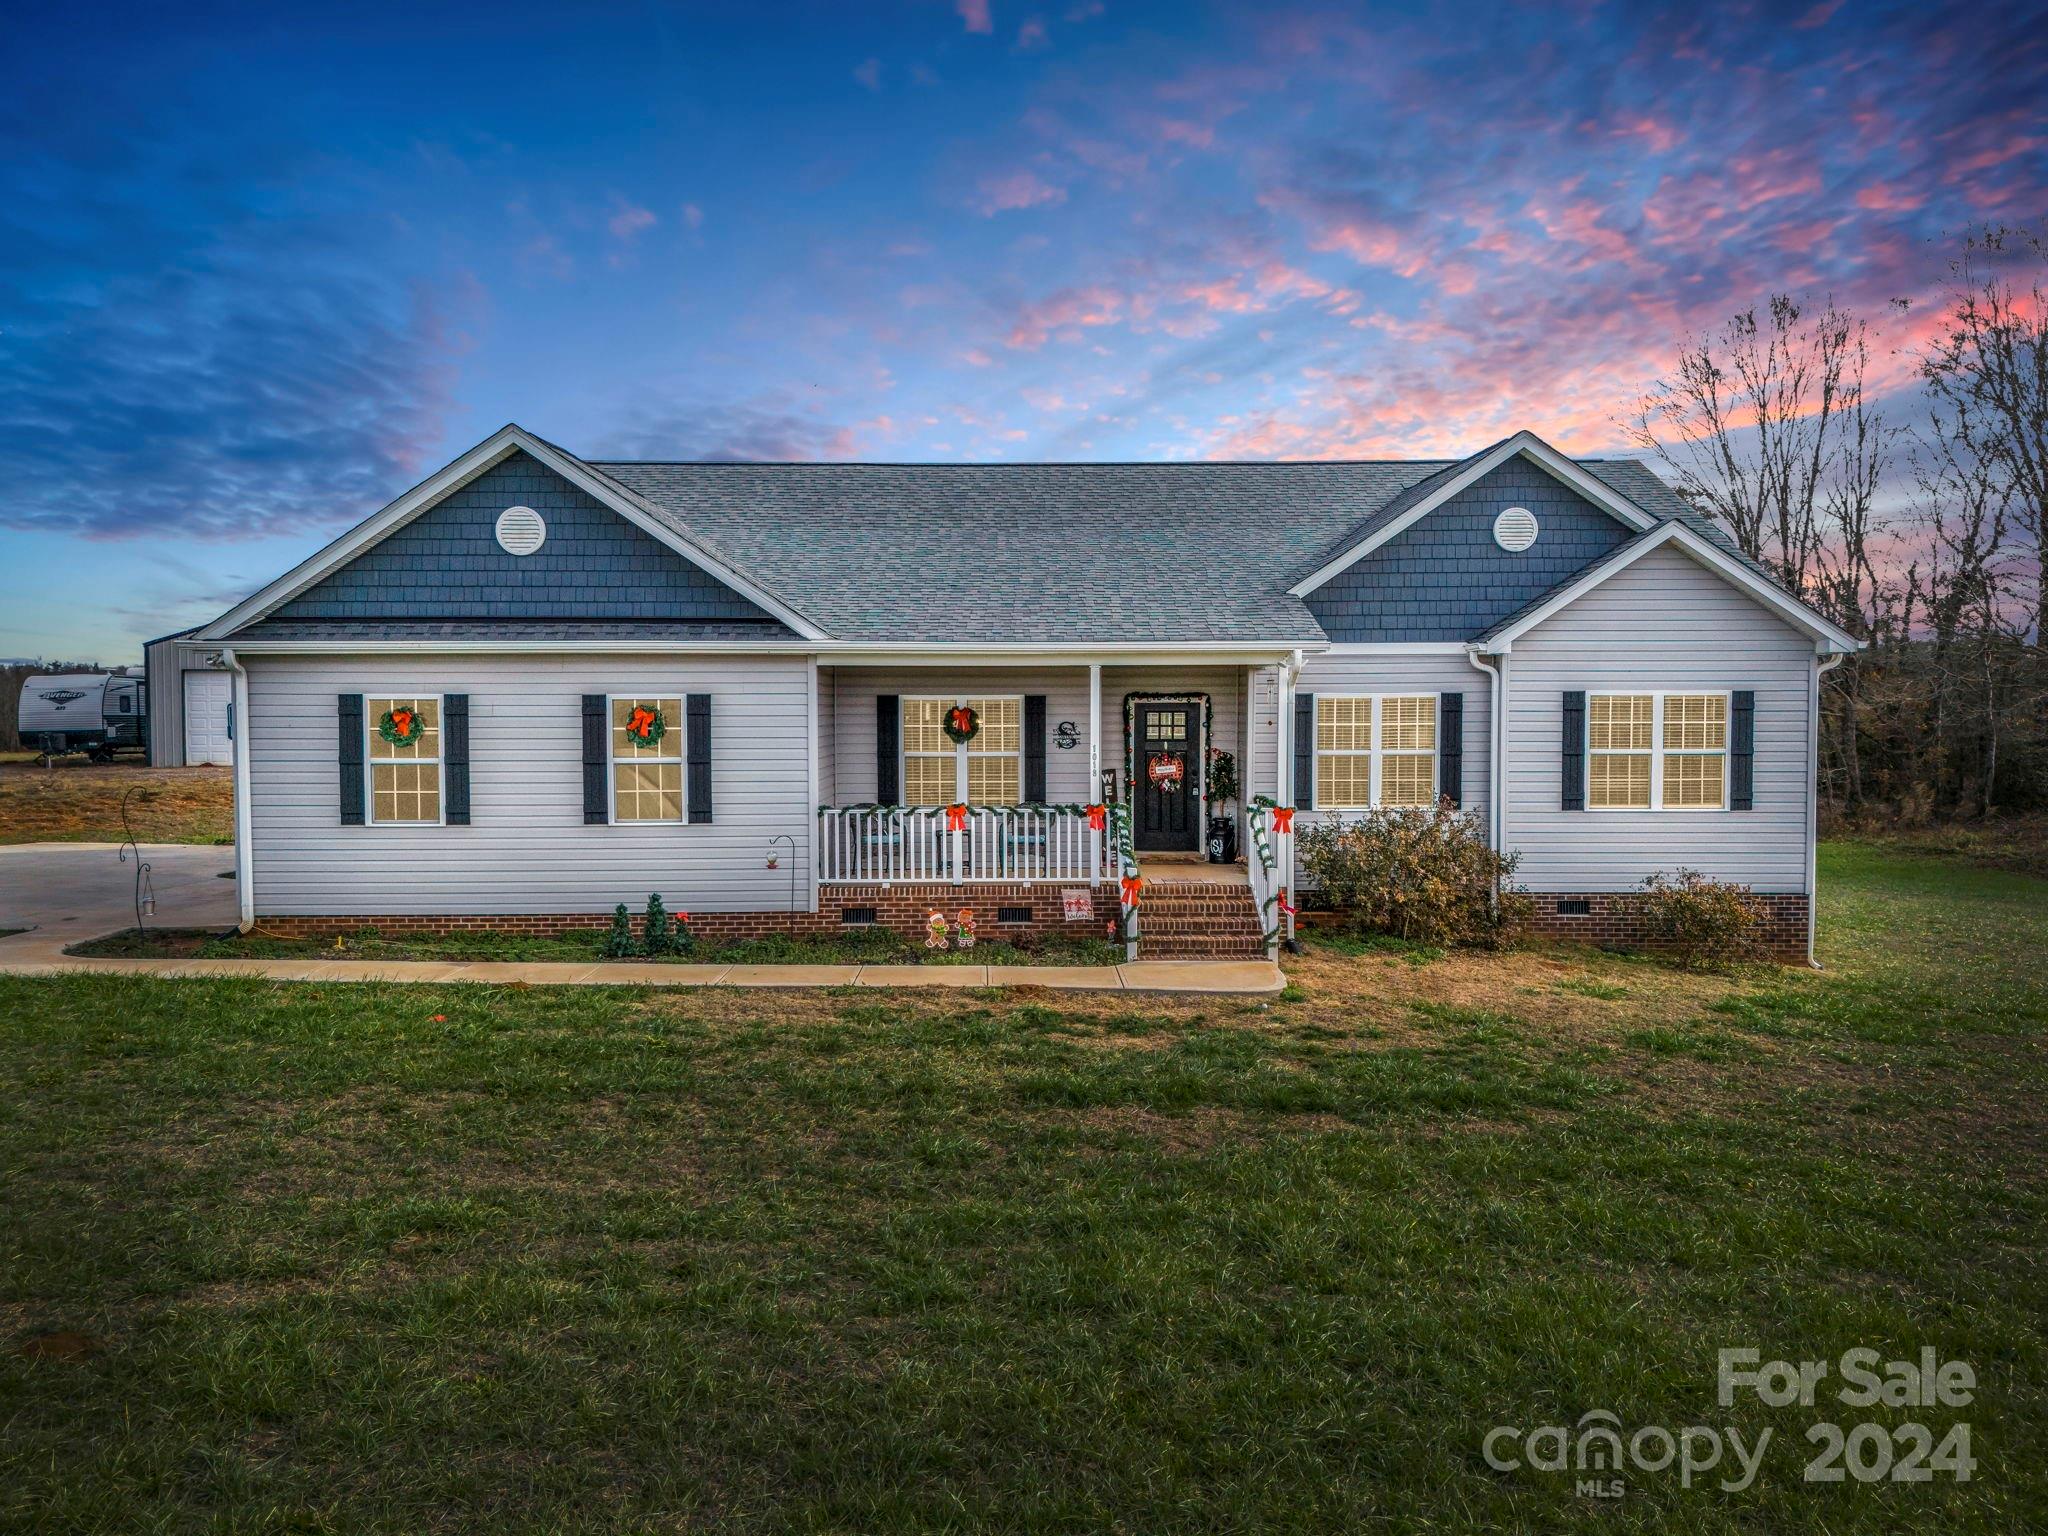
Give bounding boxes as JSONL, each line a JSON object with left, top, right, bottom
{"left": 1628, "top": 869, "right": 1769, "bottom": 969}
{"left": 1297, "top": 804, "right": 1526, "bottom": 948}
{"left": 642, "top": 894, "right": 677, "bottom": 956}
{"left": 601, "top": 904, "right": 637, "bottom": 958}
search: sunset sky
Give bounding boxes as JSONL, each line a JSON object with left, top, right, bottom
{"left": 3, "top": 0, "right": 2044, "bottom": 659}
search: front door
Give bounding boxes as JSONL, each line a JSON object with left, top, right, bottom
{"left": 1134, "top": 701, "right": 1199, "bottom": 852}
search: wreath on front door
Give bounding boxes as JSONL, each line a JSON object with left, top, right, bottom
{"left": 622, "top": 703, "right": 667, "bottom": 747}
{"left": 377, "top": 706, "right": 428, "bottom": 748}
{"left": 1147, "top": 753, "right": 1186, "bottom": 792}
{"left": 942, "top": 704, "right": 981, "bottom": 745}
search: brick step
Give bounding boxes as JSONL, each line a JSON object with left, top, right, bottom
{"left": 1141, "top": 918, "right": 1265, "bottom": 936}
{"left": 1141, "top": 936, "right": 1269, "bottom": 958}
{"left": 1135, "top": 880, "right": 1266, "bottom": 959}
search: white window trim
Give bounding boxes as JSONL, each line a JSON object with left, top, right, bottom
{"left": 1587, "top": 690, "right": 1731, "bottom": 813}
{"left": 900, "top": 694, "right": 1023, "bottom": 805}
{"left": 364, "top": 691, "right": 446, "bottom": 827}
{"left": 606, "top": 692, "right": 689, "bottom": 827}
{"left": 1311, "top": 693, "right": 1440, "bottom": 811}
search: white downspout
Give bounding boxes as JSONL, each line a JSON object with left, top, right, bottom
{"left": 222, "top": 648, "right": 255, "bottom": 932}
{"left": 1808, "top": 651, "right": 1845, "bottom": 969}
{"left": 806, "top": 654, "right": 821, "bottom": 914}
{"left": 1463, "top": 647, "right": 1503, "bottom": 852}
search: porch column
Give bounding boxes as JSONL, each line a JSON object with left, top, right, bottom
{"left": 807, "top": 656, "right": 821, "bottom": 913}
{"left": 1088, "top": 662, "right": 1102, "bottom": 881}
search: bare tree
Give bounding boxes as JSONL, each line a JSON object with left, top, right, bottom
{"left": 1625, "top": 295, "right": 1886, "bottom": 603}
{"left": 1917, "top": 225, "right": 2048, "bottom": 648}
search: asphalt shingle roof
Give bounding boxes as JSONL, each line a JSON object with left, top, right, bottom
{"left": 235, "top": 619, "right": 797, "bottom": 643}
{"left": 590, "top": 455, "right": 1744, "bottom": 646}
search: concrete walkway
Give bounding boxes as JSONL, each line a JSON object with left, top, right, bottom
{"left": 0, "top": 844, "right": 1281, "bottom": 994}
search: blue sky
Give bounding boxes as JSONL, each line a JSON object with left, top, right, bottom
{"left": 3, "top": 0, "right": 2043, "bottom": 660}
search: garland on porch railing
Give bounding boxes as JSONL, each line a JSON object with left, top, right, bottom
{"left": 1246, "top": 795, "right": 1298, "bottom": 948}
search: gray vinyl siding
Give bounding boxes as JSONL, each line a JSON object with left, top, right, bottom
{"left": 1292, "top": 652, "right": 1493, "bottom": 830}
{"left": 831, "top": 668, "right": 1096, "bottom": 804}
{"left": 1305, "top": 459, "right": 1635, "bottom": 642}
{"left": 271, "top": 452, "right": 776, "bottom": 623}
{"left": 244, "top": 653, "right": 814, "bottom": 915}
{"left": 1503, "top": 543, "right": 1814, "bottom": 892}
{"left": 1249, "top": 665, "right": 1281, "bottom": 801}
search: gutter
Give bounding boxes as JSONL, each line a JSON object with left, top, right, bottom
{"left": 1808, "top": 651, "right": 1845, "bottom": 969}
{"left": 1464, "top": 647, "right": 1504, "bottom": 853}
{"left": 221, "top": 648, "right": 255, "bottom": 932}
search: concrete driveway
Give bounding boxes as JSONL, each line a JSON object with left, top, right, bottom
{"left": 0, "top": 843, "right": 238, "bottom": 961}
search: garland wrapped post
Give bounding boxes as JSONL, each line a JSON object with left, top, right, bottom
{"left": 1246, "top": 796, "right": 1300, "bottom": 951}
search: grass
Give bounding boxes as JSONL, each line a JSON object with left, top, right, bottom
{"left": 0, "top": 760, "right": 234, "bottom": 845}
{"left": 67, "top": 922, "right": 1125, "bottom": 969}
{"left": 1, "top": 843, "right": 2043, "bottom": 1531}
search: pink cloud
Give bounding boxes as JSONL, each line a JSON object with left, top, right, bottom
{"left": 607, "top": 200, "right": 657, "bottom": 241}
{"left": 1005, "top": 284, "right": 1124, "bottom": 348}
{"left": 957, "top": 0, "right": 993, "bottom": 35}
{"left": 973, "top": 169, "right": 1067, "bottom": 214}
{"left": 1016, "top": 16, "right": 1048, "bottom": 50}
{"left": 853, "top": 57, "right": 882, "bottom": 91}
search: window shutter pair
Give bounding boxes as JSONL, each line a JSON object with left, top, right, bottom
{"left": 581, "top": 693, "right": 713, "bottom": 823}
{"left": 873, "top": 694, "right": 1047, "bottom": 803}
{"left": 1558, "top": 689, "right": 1754, "bottom": 810}
{"left": 337, "top": 692, "right": 469, "bottom": 824}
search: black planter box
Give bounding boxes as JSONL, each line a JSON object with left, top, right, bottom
{"left": 1206, "top": 816, "right": 1238, "bottom": 863}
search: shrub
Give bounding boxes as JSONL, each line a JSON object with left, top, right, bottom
{"left": 601, "top": 903, "right": 637, "bottom": 958}
{"left": 1627, "top": 869, "right": 1768, "bottom": 969}
{"left": 642, "top": 894, "right": 677, "bottom": 956}
{"left": 1297, "top": 804, "right": 1526, "bottom": 948}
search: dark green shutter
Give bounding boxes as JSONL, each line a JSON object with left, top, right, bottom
{"left": 876, "top": 695, "right": 899, "bottom": 803}
{"left": 1024, "top": 695, "right": 1047, "bottom": 803}
{"left": 1730, "top": 690, "right": 1755, "bottom": 810}
{"left": 338, "top": 693, "right": 365, "bottom": 825}
{"left": 443, "top": 694, "right": 470, "bottom": 824}
{"left": 1439, "top": 692, "right": 1463, "bottom": 808}
{"left": 686, "top": 693, "right": 712, "bottom": 822}
{"left": 1562, "top": 691, "right": 1586, "bottom": 811}
{"left": 1293, "top": 692, "right": 1315, "bottom": 809}
{"left": 582, "top": 695, "right": 608, "bottom": 824}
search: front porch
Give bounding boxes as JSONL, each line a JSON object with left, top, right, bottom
{"left": 810, "top": 659, "right": 1301, "bottom": 958}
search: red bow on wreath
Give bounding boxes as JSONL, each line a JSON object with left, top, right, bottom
{"left": 945, "top": 803, "right": 969, "bottom": 831}
{"left": 390, "top": 708, "right": 415, "bottom": 739}
{"left": 626, "top": 706, "right": 658, "bottom": 741}
{"left": 1119, "top": 874, "right": 1144, "bottom": 908}
{"left": 1270, "top": 806, "right": 1295, "bottom": 834}
{"left": 1085, "top": 803, "right": 1106, "bottom": 831}
{"left": 949, "top": 705, "right": 975, "bottom": 736}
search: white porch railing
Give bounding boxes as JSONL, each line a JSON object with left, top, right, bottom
{"left": 818, "top": 804, "right": 1118, "bottom": 885}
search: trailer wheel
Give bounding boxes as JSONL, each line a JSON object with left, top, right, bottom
{"left": 89, "top": 748, "right": 113, "bottom": 764}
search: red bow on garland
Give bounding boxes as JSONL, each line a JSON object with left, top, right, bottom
{"left": 626, "top": 706, "right": 659, "bottom": 741}
{"left": 1276, "top": 886, "right": 1296, "bottom": 916}
{"left": 1270, "top": 806, "right": 1295, "bottom": 834}
{"left": 1085, "top": 803, "right": 1106, "bottom": 831}
{"left": 1119, "top": 874, "right": 1144, "bottom": 908}
{"left": 944, "top": 803, "right": 968, "bottom": 831}
{"left": 390, "top": 708, "right": 415, "bottom": 739}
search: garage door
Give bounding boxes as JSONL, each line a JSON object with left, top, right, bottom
{"left": 183, "top": 671, "right": 234, "bottom": 766}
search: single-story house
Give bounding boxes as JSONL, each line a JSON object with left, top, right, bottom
{"left": 187, "top": 423, "right": 1860, "bottom": 960}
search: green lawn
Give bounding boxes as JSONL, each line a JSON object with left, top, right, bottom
{"left": 2, "top": 844, "right": 2043, "bottom": 1531}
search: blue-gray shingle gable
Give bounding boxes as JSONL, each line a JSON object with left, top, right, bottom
{"left": 270, "top": 452, "right": 776, "bottom": 623}
{"left": 1304, "top": 458, "right": 1637, "bottom": 643}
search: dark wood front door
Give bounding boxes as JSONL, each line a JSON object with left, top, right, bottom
{"left": 1134, "top": 702, "right": 1199, "bottom": 851}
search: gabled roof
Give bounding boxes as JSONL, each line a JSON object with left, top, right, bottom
{"left": 1471, "top": 520, "right": 1863, "bottom": 654}
{"left": 1288, "top": 431, "right": 1666, "bottom": 596}
{"left": 201, "top": 425, "right": 829, "bottom": 643}
{"left": 200, "top": 422, "right": 1841, "bottom": 651}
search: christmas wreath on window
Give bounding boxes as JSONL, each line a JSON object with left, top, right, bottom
{"left": 622, "top": 703, "right": 667, "bottom": 748}
{"left": 942, "top": 703, "right": 981, "bottom": 745}
{"left": 377, "top": 705, "right": 428, "bottom": 748}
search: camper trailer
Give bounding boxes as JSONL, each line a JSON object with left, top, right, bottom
{"left": 17, "top": 672, "right": 148, "bottom": 762}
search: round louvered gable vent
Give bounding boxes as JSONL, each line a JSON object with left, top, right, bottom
{"left": 494, "top": 505, "right": 546, "bottom": 556}
{"left": 1493, "top": 506, "right": 1539, "bottom": 552}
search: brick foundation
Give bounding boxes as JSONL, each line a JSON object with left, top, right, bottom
{"left": 253, "top": 881, "right": 1122, "bottom": 945}
{"left": 1520, "top": 891, "right": 1810, "bottom": 959}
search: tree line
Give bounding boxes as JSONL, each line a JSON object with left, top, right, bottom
{"left": 1626, "top": 225, "right": 2046, "bottom": 824}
